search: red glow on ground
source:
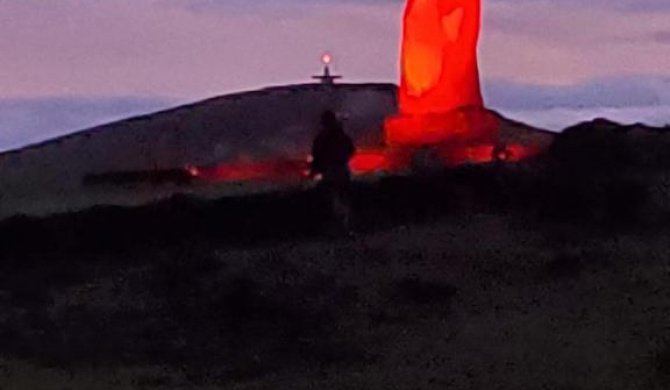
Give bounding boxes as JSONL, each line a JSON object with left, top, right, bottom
{"left": 385, "top": 107, "right": 499, "bottom": 147}
{"left": 182, "top": 142, "right": 540, "bottom": 185}
{"left": 193, "top": 159, "right": 309, "bottom": 183}
{"left": 186, "top": 166, "right": 201, "bottom": 177}
{"left": 504, "top": 143, "right": 538, "bottom": 162}
{"left": 441, "top": 144, "right": 496, "bottom": 165}
{"left": 349, "top": 150, "right": 389, "bottom": 175}
{"left": 436, "top": 142, "right": 539, "bottom": 166}
{"left": 185, "top": 150, "right": 393, "bottom": 185}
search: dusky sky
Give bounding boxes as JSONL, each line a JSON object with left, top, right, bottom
{"left": 0, "top": 0, "right": 668, "bottom": 150}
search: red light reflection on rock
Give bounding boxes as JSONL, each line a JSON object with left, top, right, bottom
{"left": 350, "top": 150, "right": 389, "bottom": 175}
{"left": 385, "top": 0, "right": 501, "bottom": 159}
{"left": 185, "top": 150, "right": 392, "bottom": 185}
{"left": 192, "top": 160, "right": 308, "bottom": 183}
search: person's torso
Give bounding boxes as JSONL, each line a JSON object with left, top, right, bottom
{"left": 315, "top": 131, "right": 353, "bottom": 168}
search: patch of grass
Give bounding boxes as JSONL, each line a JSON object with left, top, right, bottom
{"left": 654, "top": 340, "right": 670, "bottom": 383}
{"left": 391, "top": 277, "right": 457, "bottom": 306}
{"left": 542, "top": 252, "right": 583, "bottom": 281}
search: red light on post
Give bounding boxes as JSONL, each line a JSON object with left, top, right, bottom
{"left": 321, "top": 53, "right": 332, "bottom": 65}
{"left": 185, "top": 165, "right": 200, "bottom": 177}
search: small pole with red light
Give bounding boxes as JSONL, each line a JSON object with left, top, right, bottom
{"left": 312, "top": 52, "right": 342, "bottom": 85}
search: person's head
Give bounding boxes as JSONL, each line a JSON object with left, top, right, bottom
{"left": 320, "top": 110, "right": 340, "bottom": 130}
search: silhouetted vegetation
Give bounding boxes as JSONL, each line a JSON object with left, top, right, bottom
{"left": 392, "top": 277, "right": 458, "bottom": 306}
{"left": 2, "top": 120, "right": 670, "bottom": 388}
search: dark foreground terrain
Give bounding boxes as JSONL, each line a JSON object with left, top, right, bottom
{"left": 1, "top": 120, "right": 670, "bottom": 389}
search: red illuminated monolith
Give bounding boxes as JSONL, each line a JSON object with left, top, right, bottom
{"left": 385, "top": 0, "right": 499, "bottom": 152}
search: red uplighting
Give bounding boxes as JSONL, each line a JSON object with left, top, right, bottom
{"left": 385, "top": 107, "right": 499, "bottom": 147}
{"left": 349, "top": 149, "right": 390, "bottom": 175}
{"left": 434, "top": 142, "right": 538, "bottom": 166}
{"left": 184, "top": 150, "right": 393, "bottom": 185}
{"left": 182, "top": 142, "right": 540, "bottom": 186}
{"left": 385, "top": 0, "right": 501, "bottom": 157}
{"left": 398, "top": 0, "right": 483, "bottom": 116}
{"left": 191, "top": 159, "right": 308, "bottom": 183}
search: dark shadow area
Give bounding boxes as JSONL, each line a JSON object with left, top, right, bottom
{"left": 2, "top": 119, "right": 670, "bottom": 387}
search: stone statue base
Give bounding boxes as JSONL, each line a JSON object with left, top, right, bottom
{"left": 385, "top": 106, "right": 499, "bottom": 146}
{"left": 383, "top": 106, "right": 505, "bottom": 165}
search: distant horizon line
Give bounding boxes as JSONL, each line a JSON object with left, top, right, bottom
{"left": 1, "top": 80, "right": 668, "bottom": 154}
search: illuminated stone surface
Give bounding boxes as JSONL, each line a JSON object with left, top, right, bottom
{"left": 385, "top": 0, "right": 499, "bottom": 149}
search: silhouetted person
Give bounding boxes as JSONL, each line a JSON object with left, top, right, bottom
{"left": 310, "top": 110, "right": 356, "bottom": 232}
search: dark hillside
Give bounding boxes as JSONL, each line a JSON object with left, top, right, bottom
{"left": 1, "top": 119, "right": 670, "bottom": 389}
